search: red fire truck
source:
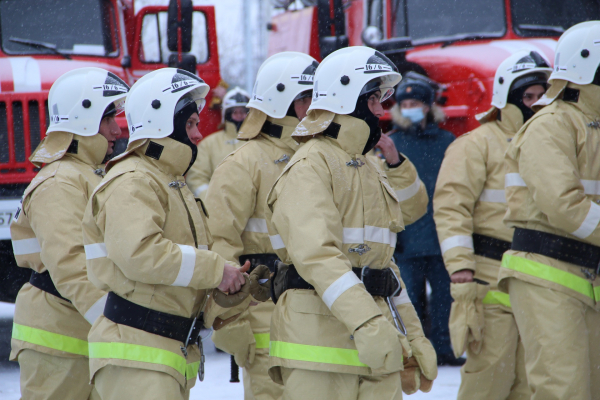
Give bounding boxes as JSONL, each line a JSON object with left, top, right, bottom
{"left": 0, "top": 0, "right": 223, "bottom": 301}
{"left": 268, "top": 0, "right": 598, "bottom": 133}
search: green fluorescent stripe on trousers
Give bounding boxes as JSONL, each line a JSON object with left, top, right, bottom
{"left": 595, "top": 286, "right": 600, "bottom": 302}
{"left": 89, "top": 342, "right": 198, "bottom": 379}
{"left": 482, "top": 290, "right": 511, "bottom": 308}
{"left": 502, "top": 254, "right": 594, "bottom": 300}
{"left": 270, "top": 341, "right": 368, "bottom": 367}
{"left": 254, "top": 333, "right": 270, "bottom": 349}
{"left": 12, "top": 323, "right": 89, "bottom": 356}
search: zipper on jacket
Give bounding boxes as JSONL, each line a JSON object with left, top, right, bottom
{"left": 170, "top": 181, "right": 199, "bottom": 248}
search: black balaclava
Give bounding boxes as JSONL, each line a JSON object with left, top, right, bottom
{"left": 224, "top": 108, "right": 247, "bottom": 131}
{"left": 592, "top": 66, "right": 600, "bottom": 86}
{"left": 169, "top": 101, "right": 198, "bottom": 175}
{"left": 507, "top": 73, "right": 548, "bottom": 123}
{"left": 350, "top": 92, "right": 381, "bottom": 155}
{"left": 286, "top": 102, "right": 298, "bottom": 119}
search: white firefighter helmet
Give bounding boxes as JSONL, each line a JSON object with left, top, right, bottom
{"left": 223, "top": 86, "right": 250, "bottom": 111}
{"left": 247, "top": 52, "right": 319, "bottom": 118}
{"left": 308, "top": 46, "right": 402, "bottom": 114}
{"left": 46, "top": 67, "right": 129, "bottom": 136}
{"left": 125, "top": 68, "right": 209, "bottom": 143}
{"left": 491, "top": 50, "right": 552, "bottom": 109}
{"left": 550, "top": 20, "right": 600, "bottom": 85}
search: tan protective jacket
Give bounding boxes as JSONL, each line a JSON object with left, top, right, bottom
{"left": 10, "top": 132, "right": 109, "bottom": 361}
{"left": 186, "top": 121, "right": 243, "bottom": 199}
{"left": 206, "top": 110, "right": 301, "bottom": 356}
{"left": 434, "top": 104, "right": 522, "bottom": 298}
{"left": 82, "top": 137, "right": 227, "bottom": 389}
{"left": 265, "top": 110, "right": 428, "bottom": 379}
{"left": 500, "top": 81, "right": 600, "bottom": 309}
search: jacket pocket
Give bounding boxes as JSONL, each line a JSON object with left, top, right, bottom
{"left": 288, "top": 290, "right": 333, "bottom": 316}
{"left": 378, "top": 175, "right": 404, "bottom": 233}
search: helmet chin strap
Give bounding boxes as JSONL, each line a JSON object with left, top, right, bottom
{"left": 169, "top": 102, "right": 198, "bottom": 175}
{"left": 350, "top": 93, "right": 381, "bottom": 155}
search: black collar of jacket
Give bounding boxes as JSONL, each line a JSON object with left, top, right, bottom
{"left": 261, "top": 120, "right": 283, "bottom": 139}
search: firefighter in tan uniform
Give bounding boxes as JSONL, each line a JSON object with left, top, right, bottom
{"left": 265, "top": 47, "right": 437, "bottom": 399}
{"left": 205, "top": 52, "right": 318, "bottom": 400}
{"left": 81, "top": 68, "right": 252, "bottom": 400}
{"left": 434, "top": 50, "right": 551, "bottom": 400}
{"left": 500, "top": 21, "right": 600, "bottom": 400}
{"left": 186, "top": 87, "right": 250, "bottom": 199}
{"left": 9, "top": 67, "right": 129, "bottom": 400}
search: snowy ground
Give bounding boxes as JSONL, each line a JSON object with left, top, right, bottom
{"left": 0, "top": 302, "right": 460, "bottom": 399}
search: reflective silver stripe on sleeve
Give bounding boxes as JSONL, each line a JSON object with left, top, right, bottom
{"left": 440, "top": 235, "right": 474, "bottom": 255}
{"left": 12, "top": 238, "right": 41, "bottom": 255}
{"left": 172, "top": 244, "right": 196, "bottom": 287}
{"left": 343, "top": 228, "right": 364, "bottom": 244}
{"left": 197, "top": 245, "right": 208, "bottom": 250}
{"left": 478, "top": 189, "right": 506, "bottom": 203}
{"left": 505, "top": 173, "right": 527, "bottom": 187}
{"left": 322, "top": 271, "right": 363, "bottom": 309}
{"left": 571, "top": 202, "right": 600, "bottom": 239}
{"left": 269, "top": 234, "right": 285, "bottom": 250}
{"left": 244, "top": 218, "right": 269, "bottom": 233}
{"left": 393, "top": 289, "right": 411, "bottom": 306}
{"left": 343, "top": 227, "right": 396, "bottom": 247}
{"left": 193, "top": 184, "right": 209, "bottom": 198}
{"left": 395, "top": 177, "right": 421, "bottom": 202}
{"left": 580, "top": 180, "right": 600, "bottom": 195}
{"left": 84, "top": 243, "right": 108, "bottom": 260}
{"left": 84, "top": 293, "right": 107, "bottom": 325}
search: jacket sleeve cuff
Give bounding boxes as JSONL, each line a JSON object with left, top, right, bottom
{"left": 187, "top": 249, "right": 226, "bottom": 290}
{"left": 329, "top": 284, "right": 383, "bottom": 334}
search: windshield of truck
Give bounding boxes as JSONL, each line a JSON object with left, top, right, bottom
{"left": 512, "top": 0, "right": 600, "bottom": 37}
{"left": 0, "top": 0, "right": 118, "bottom": 57}
{"left": 390, "top": 0, "right": 505, "bottom": 44}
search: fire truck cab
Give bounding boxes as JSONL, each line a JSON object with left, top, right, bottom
{"left": 0, "top": 0, "right": 223, "bottom": 301}
{"left": 268, "top": 0, "right": 599, "bottom": 133}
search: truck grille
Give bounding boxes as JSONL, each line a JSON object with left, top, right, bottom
{"left": 0, "top": 94, "right": 48, "bottom": 183}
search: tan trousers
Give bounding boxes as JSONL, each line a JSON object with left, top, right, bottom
{"left": 280, "top": 367, "right": 402, "bottom": 400}
{"left": 243, "top": 353, "right": 283, "bottom": 400}
{"left": 509, "top": 278, "right": 600, "bottom": 400}
{"left": 18, "top": 349, "right": 96, "bottom": 400}
{"left": 93, "top": 365, "right": 189, "bottom": 400}
{"left": 457, "top": 305, "right": 529, "bottom": 400}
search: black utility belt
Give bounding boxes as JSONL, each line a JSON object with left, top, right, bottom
{"left": 512, "top": 228, "right": 600, "bottom": 274}
{"left": 239, "top": 253, "right": 279, "bottom": 274}
{"left": 29, "top": 271, "right": 70, "bottom": 303}
{"left": 284, "top": 265, "right": 400, "bottom": 298}
{"left": 103, "top": 292, "right": 204, "bottom": 344}
{"left": 473, "top": 233, "right": 512, "bottom": 261}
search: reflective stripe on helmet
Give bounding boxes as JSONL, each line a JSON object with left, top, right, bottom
{"left": 12, "top": 323, "right": 89, "bottom": 356}
{"left": 270, "top": 340, "right": 369, "bottom": 367}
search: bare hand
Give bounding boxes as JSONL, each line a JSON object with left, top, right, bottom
{"left": 375, "top": 134, "right": 400, "bottom": 165}
{"left": 218, "top": 261, "right": 251, "bottom": 293}
{"left": 451, "top": 270, "right": 474, "bottom": 283}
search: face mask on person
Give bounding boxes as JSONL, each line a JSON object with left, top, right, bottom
{"left": 401, "top": 107, "right": 425, "bottom": 124}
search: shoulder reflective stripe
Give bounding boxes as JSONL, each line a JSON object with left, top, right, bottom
{"left": 393, "top": 289, "right": 411, "bottom": 306}
{"left": 322, "top": 271, "right": 362, "bottom": 309}
{"left": 571, "top": 202, "right": 600, "bottom": 239}
{"left": 270, "top": 340, "right": 368, "bottom": 367}
{"left": 479, "top": 189, "right": 506, "bottom": 203}
{"left": 244, "top": 218, "right": 269, "bottom": 233}
{"left": 343, "top": 227, "right": 396, "bottom": 247}
{"left": 172, "top": 244, "right": 196, "bottom": 287}
{"left": 395, "top": 177, "right": 421, "bottom": 202}
{"left": 581, "top": 180, "right": 600, "bottom": 195}
{"left": 254, "top": 332, "right": 270, "bottom": 349}
{"left": 501, "top": 254, "right": 594, "bottom": 300}
{"left": 193, "top": 184, "right": 209, "bottom": 198}
{"left": 440, "top": 235, "right": 474, "bottom": 255}
{"left": 269, "top": 234, "right": 285, "bottom": 250}
{"left": 89, "top": 342, "right": 196, "bottom": 379}
{"left": 364, "top": 226, "right": 397, "bottom": 247}
{"left": 12, "top": 238, "right": 41, "bottom": 255}
{"left": 197, "top": 245, "right": 208, "bottom": 250}
{"left": 505, "top": 173, "right": 527, "bottom": 187}
{"left": 84, "top": 293, "right": 108, "bottom": 325}
{"left": 482, "top": 290, "right": 511, "bottom": 308}
{"left": 85, "top": 243, "right": 107, "bottom": 260}
{"left": 12, "top": 323, "right": 88, "bottom": 356}
{"left": 342, "top": 228, "right": 363, "bottom": 244}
